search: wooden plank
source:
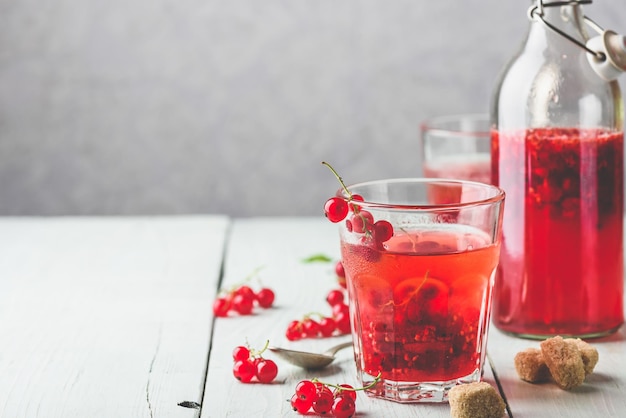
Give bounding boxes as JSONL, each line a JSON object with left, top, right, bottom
{"left": 201, "top": 217, "right": 504, "bottom": 418}
{"left": 0, "top": 216, "right": 229, "bottom": 418}
{"left": 487, "top": 324, "right": 626, "bottom": 418}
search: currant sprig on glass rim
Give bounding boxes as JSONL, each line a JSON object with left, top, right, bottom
{"left": 322, "top": 162, "right": 393, "bottom": 245}
{"left": 290, "top": 372, "right": 382, "bottom": 418}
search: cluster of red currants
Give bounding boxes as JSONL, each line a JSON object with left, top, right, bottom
{"left": 232, "top": 343, "right": 278, "bottom": 384}
{"left": 213, "top": 284, "right": 275, "bottom": 317}
{"left": 290, "top": 380, "right": 357, "bottom": 418}
{"left": 322, "top": 162, "right": 394, "bottom": 245}
{"left": 285, "top": 289, "right": 351, "bottom": 341}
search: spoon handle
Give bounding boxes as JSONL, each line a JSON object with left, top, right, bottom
{"left": 325, "top": 341, "right": 353, "bottom": 356}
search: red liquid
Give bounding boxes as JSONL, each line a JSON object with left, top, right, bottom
{"left": 341, "top": 226, "right": 499, "bottom": 382}
{"left": 423, "top": 156, "right": 492, "bottom": 206}
{"left": 492, "top": 128, "right": 624, "bottom": 337}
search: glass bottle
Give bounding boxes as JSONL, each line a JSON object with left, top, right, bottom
{"left": 491, "top": 0, "right": 625, "bottom": 338}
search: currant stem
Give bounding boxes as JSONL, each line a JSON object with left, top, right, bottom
{"left": 393, "top": 271, "right": 429, "bottom": 307}
{"left": 303, "top": 311, "right": 326, "bottom": 320}
{"left": 244, "top": 265, "right": 265, "bottom": 282}
{"left": 250, "top": 339, "right": 271, "bottom": 358}
{"left": 219, "top": 265, "right": 266, "bottom": 296}
{"left": 321, "top": 162, "right": 353, "bottom": 200}
{"left": 399, "top": 227, "right": 420, "bottom": 251}
{"left": 313, "top": 371, "right": 382, "bottom": 392}
{"left": 322, "top": 161, "right": 377, "bottom": 240}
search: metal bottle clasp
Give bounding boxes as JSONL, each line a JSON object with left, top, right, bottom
{"left": 528, "top": 0, "right": 626, "bottom": 80}
{"left": 528, "top": 0, "right": 604, "bottom": 59}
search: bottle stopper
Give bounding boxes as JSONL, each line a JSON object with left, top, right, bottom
{"left": 586, "top": 30, "right": 626, "bottom": 81}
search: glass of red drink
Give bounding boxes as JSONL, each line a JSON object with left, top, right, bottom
{"left": 420, "top": 114, "right": 492, "bottom": 185}
{"left": 337, "top": 179, "right": 505, "bottom": 403}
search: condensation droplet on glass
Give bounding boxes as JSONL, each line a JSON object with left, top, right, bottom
{"left": 552, "top": 94, "right": 559, "bottom": 103}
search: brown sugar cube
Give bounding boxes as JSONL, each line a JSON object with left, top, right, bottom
{"left": 449, "top": 381, "right": 506, "bottom": 418}
{"left": 565, "top": 338, "right": 599, "bottom": 376}
{"left": 540, "top": 336, "right": 586, "bottom": 390}
{"left": 514, "top": 347, "right": 550, "bottom": 383}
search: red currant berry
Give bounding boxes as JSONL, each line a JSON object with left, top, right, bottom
{"left": 295, "top": 380, "right": 317, "bottom": 402}
{"left": 333, "top": 384, "right": 357, "bottom": 401}
{"left": 335, "top": 310, "right": 351, "bottom": 335}
{"left": 314, "top": 382, "right": 333, "bottom": 398}
{"left": 324, "top": 197, "right": 349, "bottom": 223}
{"left": 350, "top": 210, "right": 374, "bottom": 233}
{"left": 232, "top": 345, "right": 250, "bottom": 362}
{"left": 319, "top": 316, "right": 336, "bottom": 337}
{"left": 349, "top": 194, "right": 364, "bottom": 213}
{"left": 212, "top": 296, "right": 231, "bottom": 317}
{"left": 255, "top": 287, "right": 275, "bottom": 308}
{"left": 232, "top": 293, "right": 254, "bottom": 315}
{"left": 232, "top": 359, "right": 256, "bottom": 383}
{"left": 255, "top": 358, "right": 278, "bottom": 383}
{"left": 334, "top": 262, "right": 348, "bottom": 288}
{"left": 302, "top": 318, "right": 321, "bottom": 338}
{"left": 335, "top": 261, "right": 346, "bottom": 278}
{"left": 312, "top": 389, "right": 334, "bottom": 414}
{"left": 286, "top": 320, "right": 304, "bottom": 341}
{"left": 290, "top": 393, "right": 312, "bottom": 414}
{"left": 337, "top": 276, "right": 347, "bottom": 289}
{"left": 326, "top": 289, "right": 345, "bottom": 307}
{"left": 345, "top": 218, "right": 353, "bottom": 232}
{"left": 332, "top": 302, "right": 350, "bottom": 318}
{"left": 332, "top": 396, "right": 356, "bottom": 418}
{"left": 235, "top": 285, "right": 255, "bottom": 299}
{"left": 373, "top": 220, "right": 393, "bottom": 243}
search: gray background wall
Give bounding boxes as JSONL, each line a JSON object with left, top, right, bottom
{"left": 1, "top": 0, "right": 625, "bottom": 217}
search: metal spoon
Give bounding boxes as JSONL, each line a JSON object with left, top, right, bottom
{"left": 268, "top": 341, "right": 353, "bottom": 369}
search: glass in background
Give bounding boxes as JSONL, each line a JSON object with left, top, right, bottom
{"left": 420, "top": 114, "right": 491, "bottom": 184}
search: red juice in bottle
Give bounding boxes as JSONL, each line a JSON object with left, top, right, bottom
{"left": 341, "top": 225, "right": 499, "bottom": 384}
{"left": 492, "top": 127, "right": 624, "bottom": 337}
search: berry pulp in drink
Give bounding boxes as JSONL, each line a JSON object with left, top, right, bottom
{"left": 341, "top": 225, "right": 499, "bottom": 383}
{"left": 491, "top": 127, "right": 624, "bottom": 337}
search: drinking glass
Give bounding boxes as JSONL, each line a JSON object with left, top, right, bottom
{"left": 337, "top": 178, "right": 505, "bottom": 403}
{"left": 420, "top": 114, "right": 491, "bottom": 184}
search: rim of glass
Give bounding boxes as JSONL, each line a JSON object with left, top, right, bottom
{"left": 335, "top": 178, "right": 505, "bottom": 210}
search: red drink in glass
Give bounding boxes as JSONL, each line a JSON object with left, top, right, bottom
{"left": 491, "top": 127, "right": 624, "bottom": 337}
{"left": 423, "top": 155, "right": 492, "bottom": 205}
{"left": 341, "top": 225, "right": 499, "bottom": 398}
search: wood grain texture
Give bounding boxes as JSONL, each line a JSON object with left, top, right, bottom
{"left": 2, "top": 216, "right": 624, "bottom": 417}
{"left": 201, "top": 217, "right": 505, "bottom": 418}
{"left": 0, "top": 216, "right": 229, "bottom": 418}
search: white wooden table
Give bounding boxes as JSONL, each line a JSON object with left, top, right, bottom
{"left": 0, "top": 216, "right": 624, "bottom": 417}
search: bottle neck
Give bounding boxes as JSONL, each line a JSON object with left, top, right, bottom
{"left": 492, "top": 0, "right": 622, "bottom": 131}
{"left": 527, "top": 1, "right": 588, "bottom": 50}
